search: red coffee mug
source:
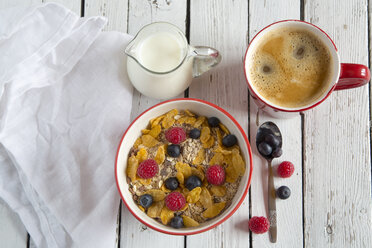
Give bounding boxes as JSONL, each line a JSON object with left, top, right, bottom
{"left": 244, "top": 20, "right": 370, "bottom": 118}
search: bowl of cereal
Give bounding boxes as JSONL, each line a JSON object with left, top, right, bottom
{"left": 115, "top": 98, "right": 253, "bottom": 235}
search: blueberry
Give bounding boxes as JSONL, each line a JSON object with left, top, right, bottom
{"left": 189, "top": 128, "right": 201, "bottom": 139}
{"left": 185, "top": 175, "right": 202, "bottom": 191}
{"left": 208, "top": 117, "right": 220, "bottom": 127}
{"left": 222, "top": 134, "right": 237, "bottom": 147}
{"left": 258, "top": 142, "right": 272, "bottom": 156}
{"left": 170, "top": 215, "right": 184, "bottom": 229}
{"left": 272, "top": 147, "right": 283, "bottom": 158}
{"left": 165, "top": 177, "right": 179, "bottom": 190}
{"left": 276, "top": 186, "right": 291, "bottom": 199}
{"left": 264, "top": 134, "right": 280, "bottom": 148}
{"left": 167, "top": 144, "right": 180, "bottom": 157}
{"left": 139, "top": 194, "right": 153, "bottom": 208}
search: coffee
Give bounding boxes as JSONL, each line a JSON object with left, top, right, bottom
{"left": 247, "top": 27, "right": 333, "bottom": 108}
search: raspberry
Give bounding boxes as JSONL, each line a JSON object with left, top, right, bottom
{"left": 165, "top": 192, "right": 186, "bottom": 211}
{"left": 248, "top": 216, "right": 270, "bottom": 234}
{"left": 165, "top": 127, "right": 186, "bottom": 144}
{"left": 277, "top": 161, "right": 294, "bottom": 178}
{"left": 137, "top": 159, "right": 159, "bottom": 179}
{"left": 206, "top": 165, "right": 225, "bottom": 185}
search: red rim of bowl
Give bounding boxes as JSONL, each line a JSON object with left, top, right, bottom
{"left": 243, "top": 19, "right": 338, "bottom": 113}
{"left": 115, "top": 98, "right": 253, "bottom": 235}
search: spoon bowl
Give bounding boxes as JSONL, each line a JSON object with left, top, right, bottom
{"left": 256, "top": 121, "right": 283, "bottom": 160}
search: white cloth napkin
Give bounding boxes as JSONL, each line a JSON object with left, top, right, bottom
{"left": 0, "top": 3, "right": 133, "bottom": 247}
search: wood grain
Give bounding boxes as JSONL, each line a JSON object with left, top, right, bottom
{"left": 304, "top": 0, "right": 372, "bottom": 247}
{"left": 187, "top": 0, "right": 250, "bottom": 247}
{"left": 248, "top": 0, "right": 303, "bottom": 247}
{"left": 1, "top": 1, "right": 372, "bottom": 248}
{"left": 0, "top": 0, "right": 39, "bottom": 9}
{"left": 85, "top": 0, "right": 127, "bottom": 31}
{"left": 120, "top": 1, "right": 186, "bottom": 247}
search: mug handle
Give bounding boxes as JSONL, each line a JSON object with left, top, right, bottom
{"left": 191, "top": 46, "right": 222, "bottom": 77}
{"left": 335, "top": 63, "right": 370, "bottom": 90}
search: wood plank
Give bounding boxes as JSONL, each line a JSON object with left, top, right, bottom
{"left": 43, "top": 0, "right": 81, "bottom": 15}
{"left": 187, "top": 0, "right": 250, "bottom": 247}
{"left": 0, "top": 0, "right": 39, "bottom": 9}
{"left": 85, "top": 0, "right": 127, "bottom": 31}
{"left": 120, "top": 1, "right": 186, "bottom": 248}
{"left": 304, "top": 0, "right": 372, "bottom": 247}
{"left": 248, "top": 1, "right": 303, "bottom": 247}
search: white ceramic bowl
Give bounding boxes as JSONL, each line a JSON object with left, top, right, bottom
{"left": 115, "top": 98, "right": 253, "bottom": 235}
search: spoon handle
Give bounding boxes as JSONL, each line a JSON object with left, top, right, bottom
{"left": 268, "top": 160, "right": 277, "bottom": 243}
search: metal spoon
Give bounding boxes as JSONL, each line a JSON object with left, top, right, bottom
{"left": 256, "top": 121, "right": 282, "bottom": 243}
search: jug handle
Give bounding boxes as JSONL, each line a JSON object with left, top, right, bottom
{"left": 191, "top": 46, "right": 222, "bottom": 77}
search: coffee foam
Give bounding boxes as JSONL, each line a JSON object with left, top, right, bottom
{"left": 248, "top": 27, "right": 333, "bottom": 108}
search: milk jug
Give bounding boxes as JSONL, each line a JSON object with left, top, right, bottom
{"left": 125, "top": 22, "right": 221, "bottom": 99}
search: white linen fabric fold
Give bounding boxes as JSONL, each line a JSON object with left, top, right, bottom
{"left": 0, "top": 3, "right": 133, "bottom": 248}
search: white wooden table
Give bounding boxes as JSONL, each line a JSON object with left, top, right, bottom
{"left": 1, "top": 0, "right": 371, "bottom": 247}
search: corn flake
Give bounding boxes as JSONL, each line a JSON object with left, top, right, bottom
{"left": 176, "top": 171, "right": 184, "bottom": 185}
{"left": 150, "top": 115, "right": 165, "bottom": 128}
{"left": 182, "top": 188, "right": 190, "bottom": 198}
{"left": 192, "top": 149, "right": 205, "bottom": 165}
{"left": 139, "top": 178, "right": 152, "bottom": 185}
{"left": 180, "top": 203, "right": 189, "bottom": 211}
{"left": 218, "top": 123, "right": 230, "bottom": 134}
{"left": 149, "top": 124, "right": 161, "bottom": 138}
{"left": 154, "top": 145, "right": 165, "bottom": 165}
{"left": 160, "top": 206, "right": 174, "bottom": 225}
{"left": 145, "top": 189, "right": 166, "bottom": 201}
{"left": 200, "top": 127, "right": 211, "bottom": 143}
{"left": 162, "top": 109, "right": 178, "bottom": 129}
{"left": 138, "top": 205, "right": 145, "bottom": 212}
{"left": 202, "top": 136, "right": 215, "bottom": 148}
{"left": 175, "top": 162, "right": 192, "bottom": 179}
{"left": 215, "top": 145, "right": 233, "bottom": 155}
{"left": 185, "top": 109, "right": 195, "bottom": 117}
{"left": 210, "top": 185, "right": 226, "bottom": 196}
{"left": 216, "top": 129, "right": 223, "bottom": 146}
{"left": 194, "top": 116, "right": 206, "bottom": 128}
{"left": 225, "top": 164, "right": 239, "bottom": 183}
{"left": 136, "top": 148, "right": 148, "bottom": 163}
{"left": 191, "top": 167, "right": 204, "bottom": 181}
{"left": 202, "top": 202, "right": 226, "bottom": 218}
{"left": 209, "top": 152, "right": 224, "bottom": 165}
{"left": 126, "top": 155, "right": 138, "bottom": 181}
{"left": 133, "top": 137, "right": 142, "bottom": 149}
{"left": 176, "top": 116, "right": 187, "bottom": 125}
{"left": 199, "top": 187, "right": 213, "bottom": 208}
{"left": 147, "top": 200, "right": 164, "bottom": 218}
{"left": 232, "top": 149, "right": 245, "bottom": 176}
{"left": 141, "top": 135, "right": 158, "bottom": 147}
{"left": 184, "top": 117, "right": 196, "bottom": 125}
{"left": 161, "top": 183, "right": 171, "bottom": 193}
{"left": 182, "top": 215, "right": 199, "bottom": 227}
{"left": 186, "top": 187, "right": 201, "bottom": 203}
